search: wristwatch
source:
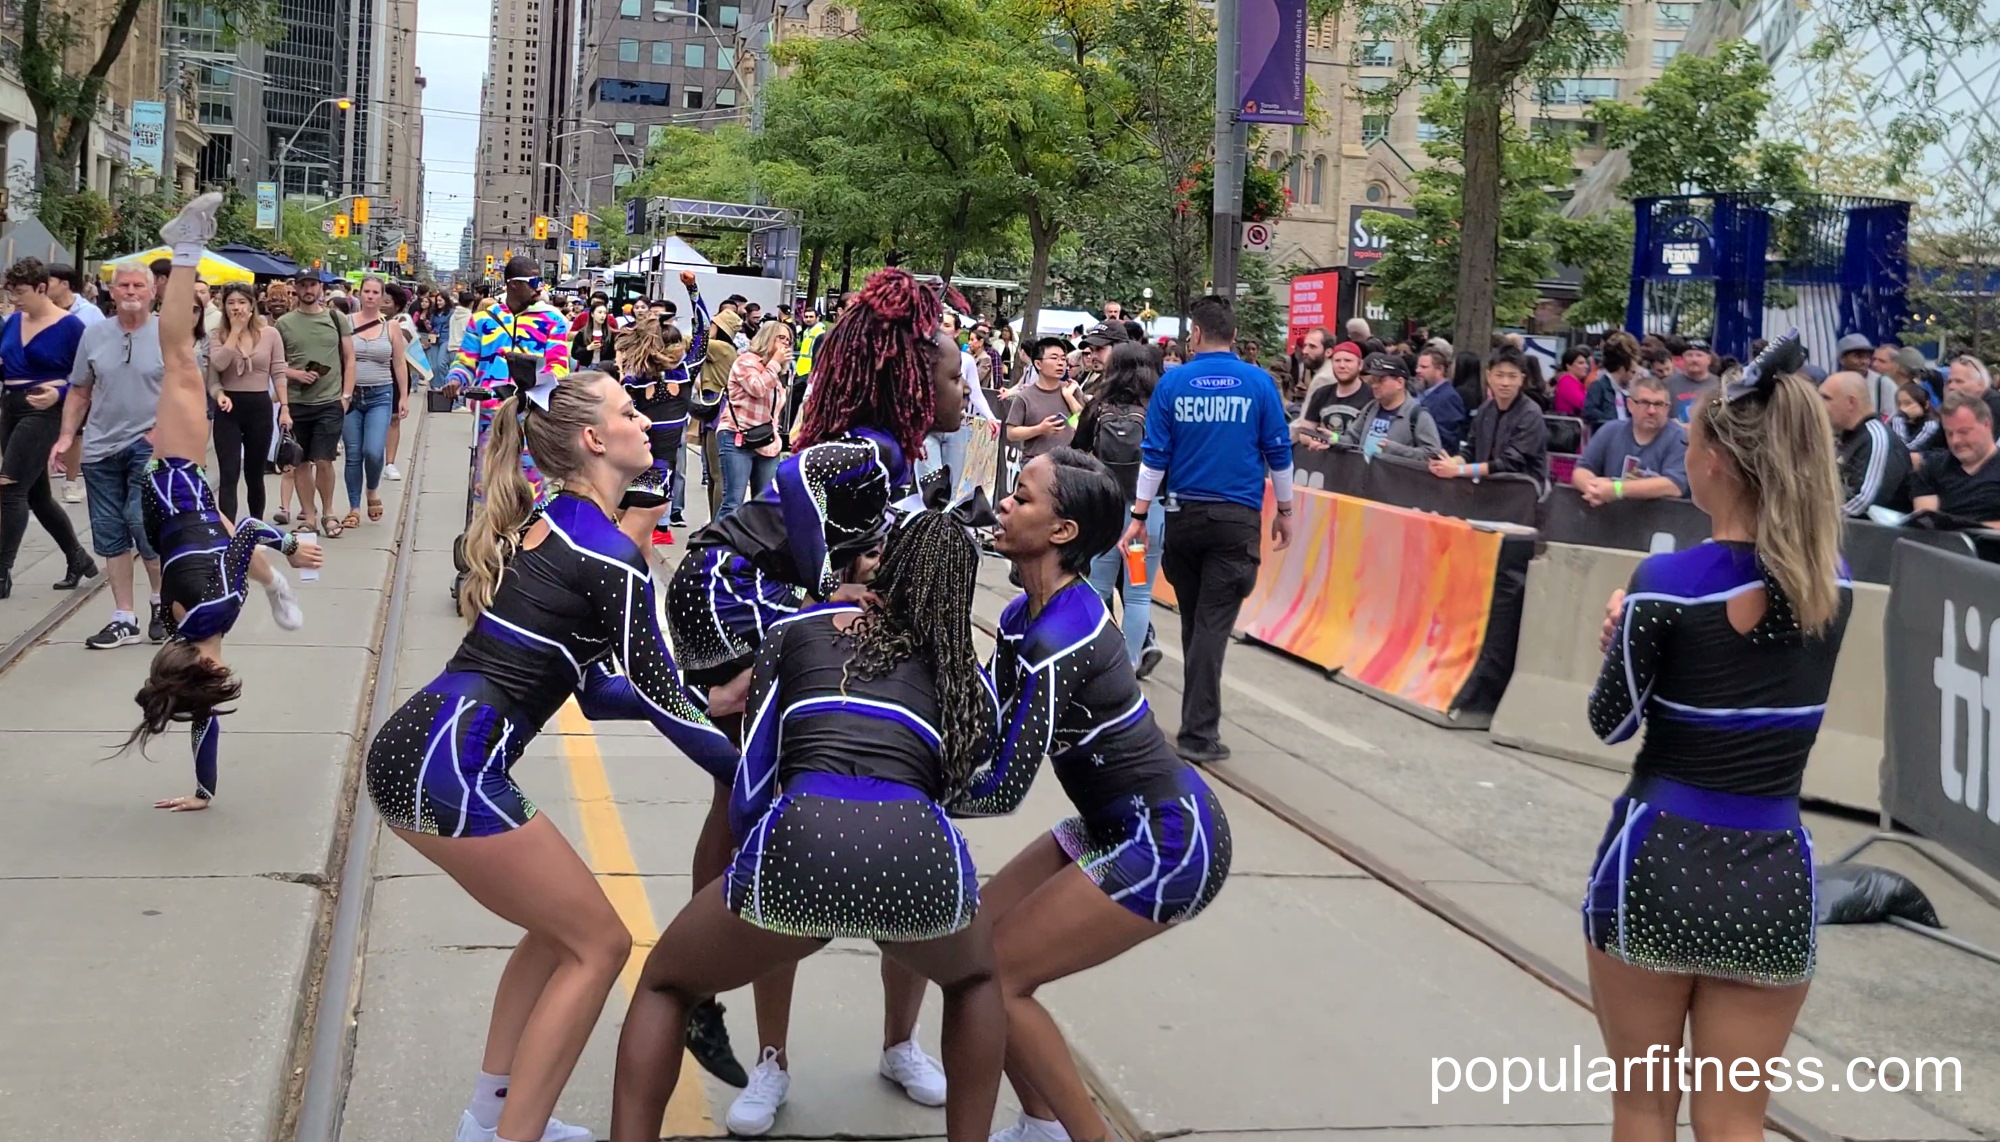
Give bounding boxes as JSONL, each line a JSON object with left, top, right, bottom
{"left": 1130, "top": 507, "right": 1148, "bottom": 521}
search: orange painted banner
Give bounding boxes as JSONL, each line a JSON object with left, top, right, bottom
{"left": 1155, "top": 485, "right": 1505, "bottom": 716}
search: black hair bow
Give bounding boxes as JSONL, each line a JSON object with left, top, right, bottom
{"left": 923, "top": 481, "right": 998, "bottom": 530}
{"left": 1726, "top": 328, "right": 1806, "bottom": 404}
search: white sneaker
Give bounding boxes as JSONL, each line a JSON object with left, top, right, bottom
{"left": 724, "top": 1047, "right": 790, "bottom": 1137}
{"left": 453, "top": 1109, "right": 594, "bottom": 1142}
{"left": 263, "top": 574, "right": 303, "bottom": 631}
{"left": 161, "top": 191, "right": 223, "bottom": 246}
{"left": 989, "top": 1113, "right": 1071, "bottom": 1142}
{"left": 62, "top": 480, "right": 82, "bottom": 503}
{"left": 879, "top": 1028, "right": 946, "bottom": 1106}
{"left": 383, "top": 463, "right": 402, "bottom": 481}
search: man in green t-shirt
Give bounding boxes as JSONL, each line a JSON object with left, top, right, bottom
{"left": 275, "top": 271, "right": 355, "bottom": 532}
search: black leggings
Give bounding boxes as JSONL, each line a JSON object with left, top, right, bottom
{"left": 0, "top": 387, "right": 85, "bottom": 574}
{"left": 212, "top": 388, "right": 276, "bottom": 521}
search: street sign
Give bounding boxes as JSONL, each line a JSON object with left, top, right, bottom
{"left": 321, "top": 217, "right": 336, "bottom": 235}
{"left": 1242, "top": 220, "right": 1273, "bottom": 253}
{"left": 568, "top": 239, "right": 599, "bottom": 250}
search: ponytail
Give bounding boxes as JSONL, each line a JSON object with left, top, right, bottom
{"left": 459, "top": 396, "right": 537, "bottom": 620}
{"left": 458, "top": 373, "right": 616, "bottom": 621}
{"left": 1694, "top": 372, "right": 1844, "bottom": 633}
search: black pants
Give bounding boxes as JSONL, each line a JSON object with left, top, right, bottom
{"left": 213, "top": 389, "right": 276, "bottom": 521}
{"left": 0, "top": 386, "right": 85, "bottom": 575}
{"left": 1161, "top": 500, "right": 1262, "bottom": 750}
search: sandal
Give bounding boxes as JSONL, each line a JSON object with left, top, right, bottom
{"left": 340, "top": 510, "right": 362, "bottom": 532}
{"left": 273, "top": 509, "right": 290, "bottom": 526}
{"left": 291, "top": 521, "right": 317, "bottom": 536}
{"left": 366, "top": 496, "right": 383, "bottom": 523}
{"left": 321, "top": 514, "right": 345, "bottom": 538}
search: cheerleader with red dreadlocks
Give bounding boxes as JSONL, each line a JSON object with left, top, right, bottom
{"left": 657, "top": 267, "right": 969, "bottom": 1102}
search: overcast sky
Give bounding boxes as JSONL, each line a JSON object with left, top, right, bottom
{"left": 416, "top": 0, "right": 485, "bottom": 269}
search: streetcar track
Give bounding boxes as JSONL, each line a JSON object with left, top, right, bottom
{"left": 0, "top": 575, "right": 106, "bottom": 681}
{"left": 290, "top": 408, "right": 432, "bottom": 1142}
{"left": 966, "top": 601, "right": 1842, "bottom": 1142}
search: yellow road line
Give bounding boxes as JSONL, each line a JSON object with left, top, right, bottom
{"left": 557, "top": 699, "right": 718, "bottom": 1137}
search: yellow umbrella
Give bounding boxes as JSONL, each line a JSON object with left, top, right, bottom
{"left": 97, "top": 246, "right": 255, "bottom": 286}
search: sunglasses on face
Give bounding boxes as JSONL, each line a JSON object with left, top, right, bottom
{"left": 507, "top": 276, "right": 543, "bottom": 290}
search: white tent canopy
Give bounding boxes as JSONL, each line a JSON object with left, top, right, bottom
{"left": 1008, "top": 308, "right": 1183, "bottom": 340}
{"left": 606, "top": 237, "right": 713, "bottom": 273}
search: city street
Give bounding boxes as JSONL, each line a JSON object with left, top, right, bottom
{"left": 0, "top": 407, "right": 1994, "bottom": 1142}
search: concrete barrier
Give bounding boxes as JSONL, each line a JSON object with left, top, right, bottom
{"left": 1489, "top": 542, "right": 1886, "bottom": 814}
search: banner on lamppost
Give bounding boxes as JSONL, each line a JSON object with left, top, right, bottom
{"left": 255, "top": 182, "right": 279, "bottom": 230}
{"left": 131, "top": 100, "right": 167, "bottom": 175}
{"left": 1237, "top": 0, "right": 1308, "bottom": 125}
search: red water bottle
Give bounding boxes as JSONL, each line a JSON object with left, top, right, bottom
{"left": 1124, "top": 540, "right": 1148, "bottom": 587}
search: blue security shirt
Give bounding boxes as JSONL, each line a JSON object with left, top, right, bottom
{"left": 1142, "top": 351, "right": 1293, "bottom": 511}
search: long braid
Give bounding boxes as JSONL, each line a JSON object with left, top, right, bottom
{"left": 841, "top": 511, "right": 987, "bottom": 794}
{"left": 796, "top": 267, "right": 955, "bottom": 460}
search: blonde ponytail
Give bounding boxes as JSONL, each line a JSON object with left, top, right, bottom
{"left": 457, "top": 372, "right": 617, "bottom": 621}
{"left": 459, "top": 397, "right": 535, "bottom": 620}
{"left": 1694, "top": 372, "right": 1845, "bottom": 632}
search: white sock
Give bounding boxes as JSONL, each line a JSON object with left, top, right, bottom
{"left": 171, "top": 242, "right": 204, "bottom": 268}
{"left": 112, "top": 609, "right": 135, "bottom": 626}
{"left": 1022, "top": 1114, "right": 1070, "bottom": 1141}
{"left": 149, "top": 593, "right": 161, "bottom": 605}
{"left": 470, "top": 1071, "right": 508, "bottom": 1131}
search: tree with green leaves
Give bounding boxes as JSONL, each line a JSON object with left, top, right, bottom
{"left": 1362, "top": 88, "right": 1572, "bottom": 334}
{"left": 1590, "top": 40, "right": 1807, "bottom": 200}
{"left": 1333, "top": 0, "right": 1624, "bottom": 350}
{"left": 9, "top": 0, "right": 278, "bottom": 256}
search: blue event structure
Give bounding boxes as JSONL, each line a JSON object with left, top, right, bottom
{"left": 1625, "top": 193, "right": 1910, "bottom": 369}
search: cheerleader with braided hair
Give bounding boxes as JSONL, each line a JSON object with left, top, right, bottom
{"left": 613, "top": 506, "right": 1003, "bottom": 1142}
{"left": 660, "top": 265, "right": 969, "bottom": 1091}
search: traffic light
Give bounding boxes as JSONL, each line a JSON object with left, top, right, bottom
{"left": 533, "top": 216, "right": 549, "bottom": 241}
{"left": 397, "top": 241, "right": 409, "bottom": 265}
{"left": 571, "top": 213, "right": 589, "bottom": 241}
{"left": 352, "top": 196, "right": 370, "bottom": 225}
{"left": 332, "top": 214, "right": 350, "bottom": 238}
{"left": 485, "top": 254, "right": 495, "bottom": 274}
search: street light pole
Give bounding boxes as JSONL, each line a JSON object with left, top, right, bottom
{"left": 1209, "top": 0, "right": 1245, "bottom": 299}
{"left": 277, "top": 97, "right": 352, "bottom": 202}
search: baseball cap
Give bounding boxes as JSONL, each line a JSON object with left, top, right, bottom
{"left": 1684, "top": 338, "right": 1712, "bottom": 352}
{"left": 1331, "top": 340, "right": 1364, "bottom": 359}
{"left": 1835, "top": 333, "right": 1874, "bottom": 355}
{"left": 1362, "top": 352, "right": 1410, "bottom": 378}
{"left": 1081, "top": 321, "right": 1128, "bottom": 347}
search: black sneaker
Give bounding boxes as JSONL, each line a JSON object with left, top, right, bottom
{"left": 685, "top": 997, "right": 749, "bottom": 1087}
{"left": 85, "top": 619, "right": 142, "bottom": 649}
{"left": 1176, "top": 740, "right": 1232, "bottom": 765}
{"left": 149, "top": 602, "right": 169, "bottom": 643}
{"left": 669, "top": 512, "right": 687, "bottom": 528}
{"left": 1136, "top": 644, "right": 1164, "bottom": 680}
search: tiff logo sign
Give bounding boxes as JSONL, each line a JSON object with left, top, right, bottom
{"left": 1933, "top": 600, "right": 2000, "bottom": 822}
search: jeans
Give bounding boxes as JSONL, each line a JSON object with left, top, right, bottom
{"left": 81, "top": 439, "right": 158, "bottom": 561}
{"left": 717, "top": 434, "right": 779, "bottom": 521}
{"left": 916, "top": 424, "right": 971, "bottom": 493}
{"left": 1160, "top": 500, "right": 1263, "bottom": 749}
{"left": 343, "top": 383, "right": 396, "bottom": 509}
{"left": 1086, "top": 506, "right": 1164, "bottom": 666}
